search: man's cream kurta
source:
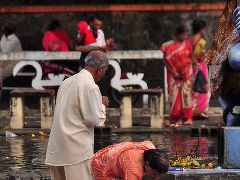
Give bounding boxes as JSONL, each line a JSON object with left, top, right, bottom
{"left": 45, "top": 69, "right": 106, "bottom": 166}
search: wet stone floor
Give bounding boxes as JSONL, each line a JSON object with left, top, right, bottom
{"left": 0, "top": 133, "right": 219, "bottom": 179}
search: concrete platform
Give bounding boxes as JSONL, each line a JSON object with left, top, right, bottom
{"left": 162, "top": 168, "right": 240, "bottom": 180}
{"left": 0, "top": 107, "right": 222, "bottom": 135}
{"left": 4, "top": 168, "right": 240, "bottom": 180}
{"left": 0, "top": 106, "right": 222, "bottom": 138}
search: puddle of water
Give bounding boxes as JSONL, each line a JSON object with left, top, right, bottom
{"left": 0, "top": 133, "right": 217, "bottom": 178}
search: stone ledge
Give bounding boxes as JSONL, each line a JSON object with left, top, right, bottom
{"left": 162, "top": 169, "right": 240, "bottom": 180}
{"left": 0, "top": 107, "right": 223, "bottom": 119}
{"left": 0, "top": 126, "right": 220, "bottom": 136}
{"left": 3, "top": 168, "right": 240, "bottom": 180}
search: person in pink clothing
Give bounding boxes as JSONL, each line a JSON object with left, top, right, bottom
{"left": 42, "top": 20, "right": 72, "bottom": 52}
{"left": 41, "top": 20, "right": 74, "bottom": 81}
{"left": 190, "top": 19, "right": 210, "bottom": 119}
{"left": 91, "top": 141, "right": 169, "bottom": 180}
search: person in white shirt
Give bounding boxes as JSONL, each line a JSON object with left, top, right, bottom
{"left": 0, "top": 23, "right": 22, "bottom": 97}
{"left": 89, "top": 17, "right": 116, "bottom": 50}
{"left": 45, "top": 51, "right": 109, "bottom": 180}
{"left": 89, "top": 17, "right": 106, "bottom": 47}
{"left": 0, "top": 24, "right": 22, "bottom": 53}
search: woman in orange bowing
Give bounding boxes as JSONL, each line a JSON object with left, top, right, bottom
{"left": 91, "top": 141, "right": 169, "bottom": 180}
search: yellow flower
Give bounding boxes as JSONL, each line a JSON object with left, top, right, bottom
{"left": 4, "top": 125, "right": 9, "bottom": 130}
{"left": 38, "top": 131, "right": 45, "bottom": 136}
{"left": 173, "top": 161, "right": 177, "bottom": 166}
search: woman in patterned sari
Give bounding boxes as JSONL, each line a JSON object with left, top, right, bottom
{"left": 191, "top": 19, "right": 211, "bottom": 119}
{"left": 161, "top": 24, "right": 194, "bottom": 126}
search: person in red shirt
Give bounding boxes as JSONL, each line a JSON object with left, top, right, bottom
{"left": 75, "top": 21, "right": 105, "bottom": 71}
{"left": 42, "top": 20, "right": 72, "bottom": 52}
{"left": 75, "top": 21, "right": 103, "bottom": 52}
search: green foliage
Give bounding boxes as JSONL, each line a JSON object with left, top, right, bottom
{"left": 0, "top": 0, "right": 226, "bottom": 6}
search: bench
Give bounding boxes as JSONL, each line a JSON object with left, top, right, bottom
{"left": 10, "top": 89, "right": 55, "bottom": 129}
{"left": 120, "top": 89, "right": 164, "bottom": 128}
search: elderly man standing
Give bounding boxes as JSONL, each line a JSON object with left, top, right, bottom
{"left": 45, "top": 51, "right": 109, "bottom": 180}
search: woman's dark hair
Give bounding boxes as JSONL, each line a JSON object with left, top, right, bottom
{"left": 47, "top": 20, "right": 61, "bottom": 31}
{"left": 191, "top": 19, "right": 206, "bottom": 35}
{"left": 175, "top": 24, "right": 188, "bottom": 36}
{"left": 144, "top": 149, "right": 169, "bottom": 174}
{"left": 2, "top": 23, "right": 15, "bottom": 37}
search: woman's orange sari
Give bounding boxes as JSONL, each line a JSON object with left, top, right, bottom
{"left": 91, "top": 141, "right": 155, "bottom": 180}
{"left": 161, "top": 40, "right": 193, "bottom": 121}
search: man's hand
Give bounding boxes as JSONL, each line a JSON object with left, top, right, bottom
{"left": 233, "top": 7, "right": 240, "bottom": 35}
{"left": 102, "top": 96, "right": 109, "bottom": 108}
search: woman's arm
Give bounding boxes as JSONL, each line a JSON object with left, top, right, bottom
{"left": 163, "top": 56, "right": 180, "bottom": 80}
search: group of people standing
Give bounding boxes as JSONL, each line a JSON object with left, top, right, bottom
{"left": 42, "top": 17, "right": 115, "bottom": 71}
{"left": 0, "top": 17, "right": 115, "bottom": 97}
{"left": 0, "top": 18, "right": 212, "bottom": 179}
{"left": 161, "top": 19, "right": 210, "bottom": 126}
{"left": 41, "top": 17, "right": 115, "bottom": 96}
{"left": 42, "top": 17, "right": 109, "bottom": 52}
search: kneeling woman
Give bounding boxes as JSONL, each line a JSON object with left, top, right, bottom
{"left": 91, "top": 141, "right": 169, "bottom": 180}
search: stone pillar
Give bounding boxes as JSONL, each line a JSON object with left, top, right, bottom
{"left": 40, "top": 96, "right": 54, "bottom": 129}
{"left": 120, "top": 95, "right": 132, "bottom": 128}
{"left": 10, "top": 97, "right": 24, "bottom": 129}
{"left": 150, "top": 94, "right": 164, "bottom": 128}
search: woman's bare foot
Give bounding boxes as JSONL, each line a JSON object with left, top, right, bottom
{"left": 184, "top": 119, "right": 193, "bottom": 125}
{"left": 164, "top": 120, "right": 171, "bottom": 127}
{"left": 200, "top": 112, "right": 208, "bottom": 119}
